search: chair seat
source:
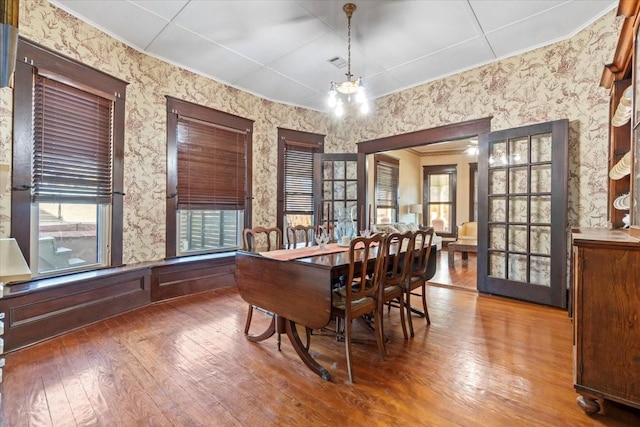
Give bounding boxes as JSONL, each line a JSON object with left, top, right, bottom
{"left": 332, "top": 293, "right": 375, "bottom": 311}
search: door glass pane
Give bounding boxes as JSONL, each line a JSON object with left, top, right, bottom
{"left": 531, "top": 165, "right": 551, "bottom": 193}
{"left": 531, "top": 133, "right": 552, "bottom": 163}
{"left": 489, "top": 197, "right": 506, "bottom": 222}
{"left": 509, "top": 167, "right": 528, "bottom": 193}
{"left": 530, "top": 195, "right": 551, "bottom": 223}
{"left": 333, "top": 181, "right": 345, "bottom": 200}
{"left": 490, "top": 140, "right": 507, "bottom": 166}
{"left": 509, "top": 196, "right": 528, "bottom": 223}
{"left": 508, "top": 225, "right": 528, "bottom": 252}
{"left": 508, "top": 254, "right": 528, "bottom": 282}
{"left": 530, "top": 256, "right": 551, "bottom": 286}
{"left": 489, "top": 252, "right": 505, "bottom": 278}
{"left": 345, "top": 161, "right": 357, "bottom": 179}
{"left": 489, "top": 225, "right": 506, "bottom": 250}
{"left": 489, "top": 169, "right": 506, "bottom": 194}
{"left": 323, "top": 161, "right": 332, "bottom": 179}
{"left": 530, "top": 225, "right": 551, "bottom": 255}
{"left": 334, "top": 161, "right": 345, "bottom": 179}
{"left": 509, "top": 137, "right": 529, "bottom": 165}
{"left": 346, "top": 181, "right": 357, "bottom": 199}
{"left": 323, "top": 181, "right": 332, "bottom": 199}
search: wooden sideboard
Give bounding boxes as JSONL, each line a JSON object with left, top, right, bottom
{"left": 572, "top": 228, "right": 640, "bottom": 414}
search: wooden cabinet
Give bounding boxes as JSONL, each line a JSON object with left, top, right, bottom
{"left": 572, "top": 228, "right": 640, "bottom": 414}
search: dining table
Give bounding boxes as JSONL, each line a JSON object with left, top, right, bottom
{"left": 235, "top": 241, "right": 437, "bottom": 381}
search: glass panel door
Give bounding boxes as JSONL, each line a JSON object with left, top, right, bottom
{"left": 314, "top": 153, "right": 364, "bottom": 240}
{"left": 478, "top": 120, "right": 568, "bottom": 308}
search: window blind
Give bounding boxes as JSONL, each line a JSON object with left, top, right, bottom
{"left": 375, "top": 157, "right": 399, "bottom": 209}
{"left": 33, "top": 75, "right": 113, "bottom": 204}
{"left": 177, "top": 116, "right": 247, "bottom": 210}
{"left": 284, "top": 143, "right": 314, "bottom": 213}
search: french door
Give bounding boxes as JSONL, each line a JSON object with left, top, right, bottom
{"left": 477, "top": 120, "right": 568, "bottom": 308}
{"left": 313, "top": 153, "right": 366, "bottom": 235}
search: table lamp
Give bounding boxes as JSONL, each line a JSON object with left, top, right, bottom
{"left": 409, "top": 204, "right": 422, "bottom": 225}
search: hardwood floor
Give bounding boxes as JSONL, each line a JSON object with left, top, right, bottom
{"left": 430, "top": 249, "right": 478, "bottom": 291}
{"left": 2, "top": 285, "right": 640, "bottom": 426}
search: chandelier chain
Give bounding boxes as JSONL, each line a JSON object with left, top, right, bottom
{"left": 346, "top": 10, "right": 352, "bottom": 80}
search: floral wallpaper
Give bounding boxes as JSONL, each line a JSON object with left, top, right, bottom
{"left": 0, "top": 0, "right": 620, "bottom": 266}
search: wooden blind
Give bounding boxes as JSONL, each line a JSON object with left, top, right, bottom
{"left": 375, "top": 156, "right": 399, "bottom": 208}
{"left": 177, "top": 116, "right": 247, "bottom": 210}
{"left": 284, "top": 143, "right": 314, "bottom": 213}
{"left": 33, "top": 75, "right": 113, "bottom": 203}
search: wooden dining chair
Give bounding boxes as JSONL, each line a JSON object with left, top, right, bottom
{"left": 242, "top": 226, "right": 283, "bottom": 347}
{"left": 379, "top": 231, "right": 412, "bottom": 349}
{"left": 406, "top": 227, "right": 435, "bottom": 337}
{"left": 331, "top": 233, "right": 387, "bottom": 383}
{"left": 286, "top": 224, "right": 316, "bottom": 248}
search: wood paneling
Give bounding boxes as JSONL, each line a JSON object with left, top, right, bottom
{"left": 0, "top": 268, "right": 150, "bottom": 351}
{"left": 151, "top": 255, "right": 236, "bottom": 301}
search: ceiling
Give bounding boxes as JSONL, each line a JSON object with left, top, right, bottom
{"left": 51, "top": 0, "right": 615, "bottom": 113}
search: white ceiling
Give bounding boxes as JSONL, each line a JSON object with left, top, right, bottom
{"left": 51, "top": 0, "right": 616, "bottom": 113}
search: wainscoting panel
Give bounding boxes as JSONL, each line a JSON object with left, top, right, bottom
{"left": 0, "top": 268, "right": 151, "bottom": 352}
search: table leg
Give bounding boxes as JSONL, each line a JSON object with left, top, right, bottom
{"left": 285, "top": 319, "right": 331, "bottom": 381}
{"left": 246, "top": 316, "right": 276, "bottom": 343}
{"left": 448, "top": 246, "right": 455, "bottom": 267}
{"left": 462, "top": 251, "right": 468, "bottom": 260}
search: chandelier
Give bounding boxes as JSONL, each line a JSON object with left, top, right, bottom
{"left": 327, "top": 3, "right": 369, "bottom": 116}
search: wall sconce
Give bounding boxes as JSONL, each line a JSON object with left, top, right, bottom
{"left": 409, "top": 204, "right": 422, "bottom": 224}
{"left": 1, "top": 0, "right": 19, "bottom": 87}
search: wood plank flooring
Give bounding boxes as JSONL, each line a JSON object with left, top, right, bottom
{"left": 2, "top": 284, "right": 640, "bottom": 426}
{"left": 430, "top": 249, "right": 478, "bottom": 291}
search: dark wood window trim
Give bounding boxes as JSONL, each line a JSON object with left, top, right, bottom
{"left": 423, "top": 164, "right": 457, "bottom": 238}
{"left": 469, "top": 162, "right": 478, "bottom": 221}
{"left": 12, "top": 37, "right": 128, "bottom": 267}
{"left": 276, "top": 128, "right": 324, "bottom": 233}
{"left": 165, "top": 96, "right": 253, "bottom": 258}
{"left": 374, "top": 154, "right": 399, "bottom": 223}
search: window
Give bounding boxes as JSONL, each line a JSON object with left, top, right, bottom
{"left": 374, "top": 154, "right": 399, "bottom": 224}
{"left": 276, "top": 128, "right": 324, "bottom": 240}
{"left": 166, "top": 97, "right": 253, "bottom": 257}
{"left": 12, "top": 38, "right": 127, "bottom": 276}
{"left": 423, "top": 165, "right": 457, "bottom": 236}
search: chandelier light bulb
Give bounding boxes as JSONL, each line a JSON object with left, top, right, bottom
{"left": 360, "top": 101, "right": 369, "bottom": 114}
{"left": 335, "top": 100, "right": 344, "bottom": 117}
{"left": 328, "top": 90, "right": 337, "bottom": 107}
{"left": 355, "top": 86, "right": 366, "bottom": 104}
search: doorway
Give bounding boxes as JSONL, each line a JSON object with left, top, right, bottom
{"left": 358, "top": 118, "right": 492, "bottom": 291}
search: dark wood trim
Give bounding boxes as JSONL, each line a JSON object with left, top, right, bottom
{"left": 165, "top": 96, "right": 254, "bottom": 258}
{"left": 1, "top": 253, "right": 238, "bottom": 352}
{"left": 0, "top": 267, "right": 151, "bottom": 352}
{"left": 423, "top": 164, "right": 458, "bottom": 238}
{"left": 601, "top": 0, "right": 640, "bottom": 88}
{"left": 12, "top": 38, "right": 128, "bottom": 269}
{"left": 357, "top": 117, "right": 492, "bottom": 154}
{"left": 151, "top": 254, "right": 236, "bottom": 301}
{"left": 276, "top": 128, "right": 324, "bottom": 233}
{"left": 469, "top": 162, "right": 478, "bottom": 221}
{"left": 10, "top": 60, "right": 34, "bottom": 265}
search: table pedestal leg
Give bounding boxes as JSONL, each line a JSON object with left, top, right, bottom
{"left": 246, "top": 316, "right": 276, "bottom": 343}
{"left": 285, "top": 320, "right": 331, "bottom": 381}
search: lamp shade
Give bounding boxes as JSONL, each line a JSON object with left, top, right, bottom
{"left": 0, "top": 238, "right": 31, "bottom": 284}
{"left": 409, "top": 204, "right": 422, "bottom": 214}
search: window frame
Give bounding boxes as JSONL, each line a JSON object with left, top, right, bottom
{"left": 165, "top": 96, "right": 253, "bottom": 258}
{"left": 423, "top": 164, "right": 457, "bottom": 238}
{"left": 374, "top": 154, "right": 399, "bottom": 224}
{"left": 276, "top": 128, "right": 324, "bottom": 235}
{"left": 11, "top": 37, "right": 127, "bottom": 269}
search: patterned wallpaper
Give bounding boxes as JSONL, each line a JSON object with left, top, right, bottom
{"left": 0, "top": 0, "right": 620, "bottom": 265}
